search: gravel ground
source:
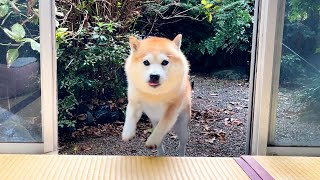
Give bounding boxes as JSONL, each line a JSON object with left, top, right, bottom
{"left": 59, "top": 73, "right": 250, "bottom": 157}
{"left": 274, "top": 88, "right": 320, "bottom": 146}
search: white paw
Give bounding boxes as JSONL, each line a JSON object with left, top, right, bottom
{"left": 122, "top": 130, "right": 135, "bottom": 142}
{"left": 145, "top": 136, "right": 161, "bottom": 149}
{"left": 121, "top": 124, "right": 136, "bottom": 142}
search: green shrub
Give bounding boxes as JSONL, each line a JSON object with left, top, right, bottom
{"left": 55, "top": 0, "right": 142, "bottom": 128}
{"left": 283, "top": 0, "right": 320, "bottom": 57}
{"left": 134, "top": 0, "right": 253, "bottom": 69}
{"left": 57, "top": 29, "right": 129, "bottom": 128}
{"left": 198, "top": 0, "right": 253, "bottom": 55}
{"left": 279, "top": 54, "right": 308, "bottom": 86}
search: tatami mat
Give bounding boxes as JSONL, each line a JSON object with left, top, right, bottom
{"left": 253, "top": 156, "right": 320, "bottom": 180}
{"left": 0, "top": 155, "right": 249, "bottom": 180}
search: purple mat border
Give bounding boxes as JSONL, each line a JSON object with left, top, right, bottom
{"left": 234, "top": 158, "right": 262, "bottom": 180}
{"left": 241, "top": 156, "right": 275, "bottom": 180}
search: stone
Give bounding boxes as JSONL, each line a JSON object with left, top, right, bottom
{"left": 0, "top": 107, "right": 35, "bottom": 142}
{"left": 0, "top": 57, "right": 39, "bottom": 99}
{"left": 94, "top": 105, "right": 122, "bottom": 124}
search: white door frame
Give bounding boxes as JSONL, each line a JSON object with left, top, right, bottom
{"left": 0, "top": 0, "right": 57, "bottom": 154}
{"left": 247, "top": 0, "right": 286, "bottom": 156}
{"left": 247, "top": 0, "right": 320, "bottom": 156}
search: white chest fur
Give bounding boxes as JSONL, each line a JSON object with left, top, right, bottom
{"left": 142, "top": 103, "right": 165, "bottom": 124}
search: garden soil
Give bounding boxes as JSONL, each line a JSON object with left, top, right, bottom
{"left": 59, "top": 73, "right": 250, "bottom": 157}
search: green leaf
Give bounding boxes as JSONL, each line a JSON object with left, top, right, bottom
{"left": 0, "top": 4, "right": 8, "bottom": 17}
{"left": 92, "top": 34, "right": 99, "bottom": 39}
{"left": 55, "top": 6, "right": 64, "bottom": 17}
{"left": 208, "top": 14, "right": 213, "bottom": 22}
{"left": 98, "top": 22, "right": 104, "bottom": 28}
{"left": 201, "top": 0, "right": 207, "bottom": 5}
{"left": 56, "top": 28, "right": 69, "bottom": 41}
{"left": 6, "top": 49, "right": 19, "bottom": 64}
{"left": 0, "top": 0, "right": 9, "bottom": 4}
{"left": 117, "top": 2, "right": 122, "bottom": 8}
{"left": 56, "top": 28, "right": 68, "bottom": 33}
{"left": 315, "top": 48, "right": 320, "bottom": 54}
{"left": 205, "top": 4, "right": 213, "bottom": 9}
{"left": 3, "top": 28, "right": 15, "bottom": 39}
{"left": 56, "top": 11, "right": 64, "bottom": 17}
{"left": 11, "top": 23, "right": 25, "bottom": 39}
{"left": 3, "top": 23, "right": 25, "bottom": 41}
{"left": 55, "top": 19, "right": 60, "bottom": 27}
{"left": 23, "top": 38, "right": 40, "bottom": 52}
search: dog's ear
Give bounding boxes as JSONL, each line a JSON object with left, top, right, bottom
{"left": 129, "top": 36, "right": 140, "bottom": 52}
{"left": 173, "top": 34, "right": 182, "bottom": 49}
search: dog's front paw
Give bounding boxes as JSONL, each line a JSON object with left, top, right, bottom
{"left": 145, "top": 143, "right": 157, "bottom": 150}
{"left": 122, "top": 131, "right": 135, "bottom": 142}
{"left": 145, "top": 136, "right": 160, "bottom": 150}
{"left": 121, "top": 124, "right": 136, "bottom": 142}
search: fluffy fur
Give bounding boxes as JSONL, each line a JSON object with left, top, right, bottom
{"left": 121, "top": 34, "right": 192, "bottom": 156}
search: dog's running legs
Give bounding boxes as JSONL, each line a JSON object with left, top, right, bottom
{"left": 145, "top": 106, "right": 179, "bottom": 150}
{"left": 122, "top": 101, "right": 142, "bottom": 141}
{"left": 173, "top": 109, "right": 190, "bottom": 156}
{"left": 150, "top": 120, "right": 165, "bottom": 156}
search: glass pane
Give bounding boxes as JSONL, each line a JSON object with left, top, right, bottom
{"left": 272, "top": 0, "right": 320, "bottom": 146}
{"left": 0, "top": 0, "right": 42, "bottom": 142}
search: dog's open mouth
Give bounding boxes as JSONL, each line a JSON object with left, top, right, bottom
{"left": 148, "top": 82, "right": 160, "bottom": 88}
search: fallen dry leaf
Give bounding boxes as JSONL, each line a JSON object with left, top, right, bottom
{"left": 201, "top": 131, "right": 211, "bottom": 135}
{"left": 231, "top": 119, "right": 243, "bottom": 126}
{"left": 205, "top": 138, "right": 216, "bottom": 144}
{"left": 143, "top": 128, "right": 153, "bottom": 134}
{"left": 114, "top": 121, "right": 124, "bottom": 124}
{"left": 203, "top": 124, "right": 210, "bottom": 131}
{"left": 224, "top": 118, "right": 231, "bottom": 125}
{"left": 224, "top": 118, "right": 243, "bottom": 126}
{"left": 117, "top": 98, "right": 125, "bottom": 104}
{"left": 228, "top": 102, "right": 239, "bottom": 105}
{"left": 216, "top": 130, "right": 226, "bottom": 143}
{"left": 73, "top": 146, "right": 79, "bottom": 153}
{"left": 77, "top": 114, "right": 87, "bottom": 121}
{"left": 81, "top": 145, "right": 92, "bottom": 152}
{"left": 168, "top": 132, "right": 178, "bottom": 139}
{"left": 224, "top": 110, "right": 235, "bottom": 115}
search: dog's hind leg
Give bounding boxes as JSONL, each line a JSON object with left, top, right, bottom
{"left": 173, "top": 109, "right": 190, "bottom": 156}
{"left": 150, "top": 120, "right": 165, "bottom": 156}
{"left": 157, "top": 143, "right": 165, "bottom": 156}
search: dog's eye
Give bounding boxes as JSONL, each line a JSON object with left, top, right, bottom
{"left": 143, "top": 60, "right": 150, "bottom": 66}
{"left": 161, "top": 60, "right": 169, "bottom": 66}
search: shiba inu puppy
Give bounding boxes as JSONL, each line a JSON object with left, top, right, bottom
{"left": 121, "top": 34, "right": 191, "bottom": 156}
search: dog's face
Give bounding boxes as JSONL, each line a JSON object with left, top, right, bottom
{"left": 125, "top": 35, "right": 189, "bottom": 94}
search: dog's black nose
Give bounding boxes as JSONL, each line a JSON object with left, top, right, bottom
{"left": 150, "top": 74, "right": 160, "bottom": 82}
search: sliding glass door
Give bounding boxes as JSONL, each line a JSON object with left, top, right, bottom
{"left": 0, "top": 0, "right": 57, "bottom": 154}
{"left": 248, "top": 0, "right": 320, "bottom": 156}
{"left": 267, "top": 0, "right": 320, "bottom": 155}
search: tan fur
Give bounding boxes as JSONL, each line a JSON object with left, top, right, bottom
{"left": 122, "top": 34, "right": 191, "bottom": 156}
